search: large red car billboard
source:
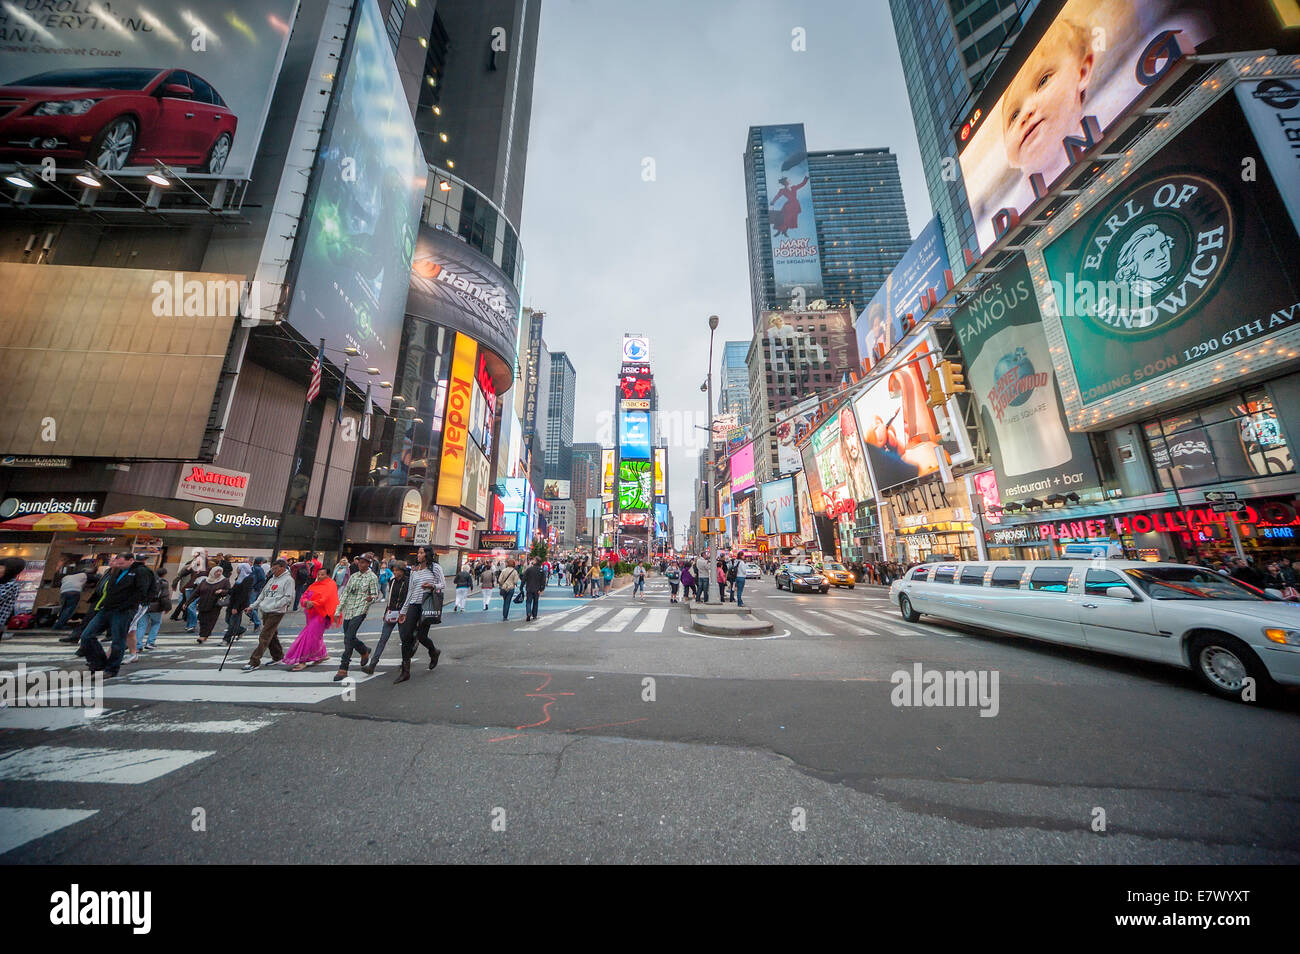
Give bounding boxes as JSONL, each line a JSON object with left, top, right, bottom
{"left": 0, "top": 0, "right": 299, "bottom": 179}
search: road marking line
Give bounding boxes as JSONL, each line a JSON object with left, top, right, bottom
{"left": 554, "top": 607, "right": 616, "bottom": 631}
{"left": 0, "top": 745, "right": 213, "bottom": 784}
{"left": 596, "top": 608, "right": 641, "bottom": 632}
{"left": 0, "top": 807, "right": 98, "bottom": 856}
{"left": 766, "top": 610, "right": 830, "bottom": 636}
{"left": 118, "top": 668, "right": 379, "bottom": 685}
{"left": 806, "top": 609, "right": 878, "bottom": 635}
{"left": 60, "top": 683, "right": 349, "bottom": 704}
{"left": 0, "top": 707, "right": 107, "bottom": 732}
{"left": 514, "top": 604, "right": 586, "bottom": 632}
{"left": 636, "top": 608, "right": 669, "bottom": 632}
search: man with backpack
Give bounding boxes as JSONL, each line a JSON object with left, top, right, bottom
{"left": 452, "top": 562, "right": 473, "bottom": 612}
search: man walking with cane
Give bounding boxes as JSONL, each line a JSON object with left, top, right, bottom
{"left": 334, "top": 554, "right": 379, "bottom": 682}
{"left": 241, "top": 559, "right": 295, "bottom": 672}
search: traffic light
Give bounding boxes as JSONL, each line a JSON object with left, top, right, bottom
{"left": 926, "top": 366, "right": 946, "bottom": 409}
{"left": 939, "top": 360, "right": 967, "bottom": 396}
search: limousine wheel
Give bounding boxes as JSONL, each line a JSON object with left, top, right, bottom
{"left": 1188, "top": 633, "right": 1272, "bottom": 702}
{"left": 899, "top": 594, "right": 920, "bottom": 622}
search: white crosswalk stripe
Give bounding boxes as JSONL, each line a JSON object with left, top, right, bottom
{"left": 766, "top": 610, "right": 830, "bottom": 636}
{"left": 514, "top": 604, "right": 586, "bottom": 632}
{"left": 0, "top": 745, "right": 213, "bottom": 784}
{"left": 636, "top": 609, "right": 670, "bottom": 632}
{"left": 0, "top": 807, "right": 97, "bottom": 856}
{"left": 596, "top": 608, "right": 641, "bottom": 632}
{"left": 555, "top": 607, "right": 616, "bottom": 631}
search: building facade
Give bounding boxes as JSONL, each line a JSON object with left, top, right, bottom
{"left": 545, "top": 351, "right": 577, "bottom": 481}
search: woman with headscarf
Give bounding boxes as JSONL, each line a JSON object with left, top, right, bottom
{"left": 184, "top": 564, "right": 230, "bottom": 644}
{"left": 0, "top": 556, "right": 27, "bottom": 637}
{"left": 222, "top": 562, "right": 254, "bottom": 644}
{"left": 283, "top": 567, "right": 339, "bottom": 671}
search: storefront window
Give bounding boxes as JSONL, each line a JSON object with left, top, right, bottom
{"left": 1143, "top": 390, "right": 1292, "bottom": 491}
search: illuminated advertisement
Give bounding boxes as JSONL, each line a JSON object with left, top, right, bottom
{"left": 460, "top": 443, "right": 491, "bottom": 519}
{"left": 972, "top": 470, "right": 1003, "bottom": 526}
{"left": 601, "top": 449, "right": 615, "bottom": 496}
{"left": 654, "top": 448, "right": 667, "bottom": 496}
{"left": 800, "top": 440, "right": 825, "bottom": 513}
{"left": 0, "top": 0, "right": 299, "bottom": 179}
{"left": 1239, "top": 78, "right": 1300, "bottom": 239}
{"left": 655, "top": 502, "right": 669, "bottom": 537}
{"left": 543, "top": 479, "right": 570, "bottom": 499}
{"left": 618, "top": 460, "right": 653, "bottom": 511}
{"left": 852, "top": 330, "right": 974, "bottom": 494}
{"left": 435, "top": 333, "right": 478, "bottom": 507}
{"left": 794, "top": 470, "right": 816, "bottom": 543}
{"left": 951, "top": 254, "right": 1101, "bottom": 502}
{"left": 1039, "top": 94, "right": 1300, "bottom": 418}
{"left": 619, "top": 410, "right": 651, "bottom": 459}
{"left": 760, "top": 477, "right": 798, "bottom": 535}
{"left": 618, "top": 367, "right": 654, "bottom": 400}
{"left": 854, "top": 218, "right": 949, "bottom": 369}
{"left": 521, "top": 312, "right": 544, "bottom": 442}
{"left": 288, "top": 0, "right": 425, "bottom": 407}
{"left": 622, "top": 335, "right": 651, "bottom": 363}
{"left": 774, "top": 405, "right": 816, "bottom": 474}
{"left": 761, "top": 309, "right": 858, "bottom": 385}
{"left": 760, "top": 124, "right": 824, "bottom": 302}
{"left": 808, "top": 407, "right": 871, "bottom": 519}
{"left": 958, "top": 0, "right": 1219, "bottom": 253}
{"left": 730, "top": 441, "right": 756, "bottom": 496}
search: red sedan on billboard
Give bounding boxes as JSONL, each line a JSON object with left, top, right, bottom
{"left": 0, "top": 67, "right": 238, "bottom": 174}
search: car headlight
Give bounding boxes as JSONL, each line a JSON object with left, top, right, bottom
{"left": 33, "top": 99, "right": 100, "bottom": 116}
{"left": 1264, "top": 628, "right": 1300, "bottom": 646}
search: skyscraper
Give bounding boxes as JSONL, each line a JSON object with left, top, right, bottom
{"left": 744, "top": 127, "right": 912, "bottom": 326}
{"left": 569, "top": 442, "right": 602, "bottom": 537}
{"left": 888, "top": 0, "right": 1039, "bottom": 273}
{"left": 546, "top": 352, "right": 577, "bottom": 481}
{"left": 719, "top": 340, "right": 751, "bottom": 429}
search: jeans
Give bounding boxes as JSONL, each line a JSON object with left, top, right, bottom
{"left": 399, "top": 604, "right": 437, "bottom": 663}
{"left": 54, "top": 591, "right": 80, "bottom": 629}
{"left": 696, "top": 580, "right": 709, "bottom": 602}
{"left": 525, "top": 590, "right": 539, "bottom": 619}
{"left": 339, "top": 613, "right": 369, "bottom": 670}
{"left": 501, "top": 587, "right": 515, "bottom": 620}
{"left": 79, "top": 607, "right": 133, "bottom": 674}
{"left": 184, "top": 588, "right": 198, "bottom": 629}
{"left": 633, "top": 577, "right": 644, "bottom": 597}
{"left": 247, "top": 607, "right": 261, "bottom": 629}
{"left": 735, "top": 576, "right": 746, "bottom": 607}
{"left": 369, "top": 616, "right": 399, "bottom": 666}
{"left": 139, "top": 611, "right": 163, "bottom": 647}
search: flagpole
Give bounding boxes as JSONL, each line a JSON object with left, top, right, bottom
{"left": 309, "top": 356, "right": 349, "bottom": 560}
{"left": 271, "top": 337, "right": 325, "bottom": 562}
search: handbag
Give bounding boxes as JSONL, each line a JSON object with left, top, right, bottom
{"left": 421, "top": 588, "right": 443, "bottom": 622}
{"left": 514, "top": 588, "right": 525, "bottom": 604}
{"left": 384, "top": 609, "right": 400, "bottom": 623}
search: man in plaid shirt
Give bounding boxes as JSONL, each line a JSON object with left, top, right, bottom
{"left": 334, "top": 554, "right": 380, "bottom": 681}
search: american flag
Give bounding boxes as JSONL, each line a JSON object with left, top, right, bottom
{"left": 306, "top": 344, "right": 323, "bottom": 403}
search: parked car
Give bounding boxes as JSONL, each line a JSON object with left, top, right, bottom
{"left": 823, "top": 562, "right": 855, "bottom": 589}
{"left": 740, "top": 562, "right": 762, "bottom": 580}
{"left": 888, "top": 559, "right": 1300, "bottom": 702}
{"left": 0, "top": 67, "right": 238, "bottom": 173}
{"left": 775, "top": 564, "right": 828, "bottom": 593}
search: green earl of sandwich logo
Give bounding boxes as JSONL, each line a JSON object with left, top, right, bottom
{"left": 1077, "top": 173, "right": 1233, "bottom": 336}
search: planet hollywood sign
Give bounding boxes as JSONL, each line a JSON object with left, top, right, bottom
{"left": 987, "top": 501, "right": 1300, "bottom": 544}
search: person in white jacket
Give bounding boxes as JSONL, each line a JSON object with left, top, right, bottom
{"left": 242, "top": 559, "right": 296, "bottom": 671}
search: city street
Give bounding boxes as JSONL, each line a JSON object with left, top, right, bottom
{"left": 3, "top": 574, "right": 1297, "bottom": 864}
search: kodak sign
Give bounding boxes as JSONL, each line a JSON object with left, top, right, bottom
{"left": 436, "top": 332, "right": 478, "bottom": 507}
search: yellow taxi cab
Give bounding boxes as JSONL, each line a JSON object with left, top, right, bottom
{"left": 822, "top": 562, "right": 856, "bottom": 589}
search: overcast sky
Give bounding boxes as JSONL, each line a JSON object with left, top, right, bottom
{"left": 518, "top": 0, "right": 933, "bottom": 544}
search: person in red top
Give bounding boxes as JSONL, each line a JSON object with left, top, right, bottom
{"left": 770, "top": 176, "right": 809, "bottom": 236}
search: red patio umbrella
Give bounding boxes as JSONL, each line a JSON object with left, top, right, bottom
{"left": 85, "top": 510, "right": 190, "bottom": 532}
{"left": 0, "top": 512, "right": 93, "bottom": 531}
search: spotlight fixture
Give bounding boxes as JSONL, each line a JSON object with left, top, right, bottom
{"left": 366, "top": 367, "right": 380, "bottom": 375}
{"left": 5, "top": 170, "right": 35, "bottom": 189}
{"left": 1065, "top": 492, "right": 1080, "bottom": 503}
{"left": 146, "top": 161, "right": 172, "bottom": 187}
{"left": 438, "top": 179, "right": 450, "bottom": 192}
{"left": 379, "top": 381, "right": 392, "bottom": 389}
{"left": 343, "top": 346, "right": 360, "bottom": 355}
{"left": 1023, "top": 498, "right": 1044, "bottom": 510}
{"left": 75, "top": 162, "right": 103, "bottom": 188}
{"left": 439, "top": 132, "right": 448, "bottom": 142}
{"left": 445, "top": 159, "right": 454, "bottom": 169}
{"left": 1003, "top": 502, "right": 1023, "bottom": 513}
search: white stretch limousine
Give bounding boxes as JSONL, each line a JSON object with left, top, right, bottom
{"left": 888, "top": 560, "right": 1300, "bottom": 702}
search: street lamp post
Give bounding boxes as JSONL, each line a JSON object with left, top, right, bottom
{"left": 705, "top": 314, "right": 719, "bottom": 557}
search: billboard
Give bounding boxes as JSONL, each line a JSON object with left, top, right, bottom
{"left": 951, "top": 254, "right": 1100, "bottom": 502}
{"left": 460, "top": 443, "right": 491, "bottom": 519}
{"left": 542, "top": 478, "right": 570, "bottom": 500}
{"left": 794, "top": 470, "right": 816, "bottom": 544}
{"left": 0, "top": 0, "right": 298, "bottom": 179}
{"left": 654, "top": 448, "right": 667, "bottom": 496}
{"left": 808, "top": 406, "right": 873, "bottom": 519}
{"left": 852, "top": 330, "right": 974, "bottom": 494}
{"left": 972, "top": 470, "right": 1003, "bottom": 526}
{"left": 761, "top": 309, "right": 858, "bottom": 384}
{"left": 760, "top": 477, "right": 798, "bottom": 535}
{"left": 1239, "top": 78, "right": 1300, "bottom": 240}
{"left": 854, "top": 218, "right": 950, "bottom": 370}
{"left": 774, "top": 405, "right": 816, "bottom": 474}
{"left": 618, "top": 367, "right": 654, "bottom": 400}
{"left": 435, "top": 333, "right": 478, "bottom": 507}
{"left": 619, "top": 410, "right": 651, "bottom": 458}
{"left": 1040, "top": 93, "right": 1300, "bottom": 416}
{"left": 957, "top": 0, "right": 1223, "bottom": 254}
{"left": 760, "top": 124, "right": 824, "bottom": 303}
{"left": 601, "top": 449, "right": 615, "bottom": 496}
{"left": 618, "top": 460, "right": 653, "bottom": 511}
{"left": 288, "top": 0, "right": 425, "bottom": 408}
{"left": 730, "top": 441, "right": 756, "bottom": 495}
{"left": 622, "top": 335, "right": 651, "bottom": 363}
{"left": 499, "top": 478, "right": 527, "bottom": 512}
{"left": 800, "top": 440, "right": 825, "bottom": 513}
{"left": 655, "top": 502, "right": 669, "bottom": 537}
{"left": 522, "top": 312, "right": 544, "bottom": 442}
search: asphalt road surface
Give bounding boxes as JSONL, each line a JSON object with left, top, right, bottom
{"left": 2, "top": 573, "right": 1297, "bottom": 863}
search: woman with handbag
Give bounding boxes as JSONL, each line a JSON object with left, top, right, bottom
{"left": 221, "top": 562, "right": 254, "bottom": 644}
{"left": 185, "top": 565, "right": 230, "bottom": 644}
{"left": 283, "top": 568, "right": 340, "bottom": 671}
{"left": 497, "top": 558, "right": 521, "bottom": 621}
{"left": 394, "top": 547, "right": 442, "bottom": 684}
{"left": 361, "top": 563, "right": 407, "bottom": 674}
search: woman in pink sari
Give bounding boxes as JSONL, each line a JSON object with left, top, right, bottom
{"left": 283, "top": 568, "right": 339, "bottom": 671}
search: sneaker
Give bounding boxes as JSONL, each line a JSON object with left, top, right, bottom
{"left": 123, "top": 653, "right": 139, "bottom": 665}
{"left": 241, "top": 663, "right": 260, "bottom": 672}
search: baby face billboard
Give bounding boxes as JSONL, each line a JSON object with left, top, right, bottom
{"left": 760, "top": 477, "right": 798, "bottom": 535}
{"left": 0, "top": 0, "right": 299, "bottom": 178}
{"left": 1040, "top": 93, "right": 1300, "bottom": 416}
{"left": 761, "top": 124, "right": 824, "bottom": 303}
{"left": 854, "top": 218, "right": 950, "bottom": 370}
{"left": 951, "top": 253, "right": 1100, "bottom": 503}
{"left": 853, "top": 331, "right": 974, "bottom": 494}
{"left": 957, "top": 0, "right": 1216, "bottom": 254}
